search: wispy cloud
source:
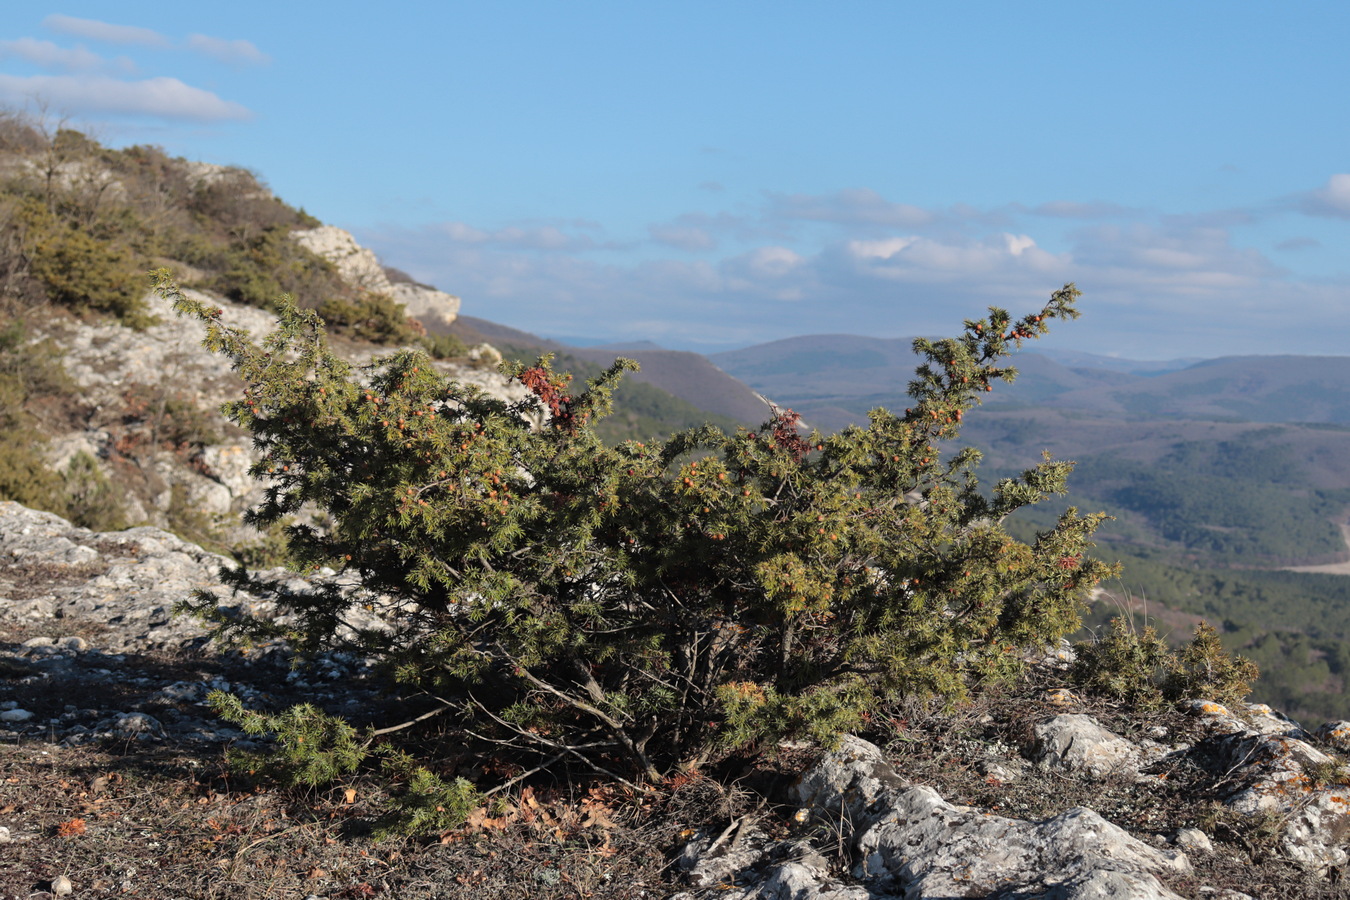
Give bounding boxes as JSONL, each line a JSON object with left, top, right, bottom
{"left": 0, "top": 74, "right": 251, "bottom": 121}
{"left": 42, "top": 14, "right": 170, "bottom": 49}
{"left": 186, "top": 34, "right": 270, "bottom": 67}
{"left": 649, "top": 223, "right": 717, "bottom": 251}
{"left": 0, "top": 38, "right": 134, "bottom": 75}
{"left": 1029, "top": 200, "right": 1142, "bottom": 219}
{"left": 767, "top": 188, "right": 934, "bottom": 229}
{"left": 376, "top": 220, "right": 615, "bottom": 254}
{"left": 646, "top": 211, "right": 764, "bottom": 251}
{"left": 38, "top": 15, "right": 268, "bottom": 67}
{"left": 1275, "top": 236, "right": 1320, "bottom": 252}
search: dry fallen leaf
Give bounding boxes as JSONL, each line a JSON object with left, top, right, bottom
{"left": 56, "top": 818, "right": 87, "bottom": 837}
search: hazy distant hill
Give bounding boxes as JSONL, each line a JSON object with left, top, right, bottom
{"left": 712, "top": 336, "right": 1149, "bottom": 431}
{"left": 454, "top": 318, "right": 772, "bottom": 426}
{"left": 1044, "top": 356, "right": 1350, "bottom": 423}
{"left": 714, "top": 334, "right": 1350, "bottom": 430}
{"left": 568, "top": 346, "right": 771, "bottom": 424}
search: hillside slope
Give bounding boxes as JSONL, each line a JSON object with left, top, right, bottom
{"left": 0, "top": 118, "right": 749, "bottom": 556}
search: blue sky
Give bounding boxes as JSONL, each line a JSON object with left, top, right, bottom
{"left": 3, "top": 3, "right": 1348, "bottom": 359}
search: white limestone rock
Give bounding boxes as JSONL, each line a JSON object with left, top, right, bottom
{"left": 391, "top": 281, "right": 461, "bottom": 329}
{"left": 791, "top": 736, "right": 1189, "bottom": 899}
{"left": 291, "top": 224, "right": 389, "bottom": 290}
{"left": 1315, "top": 720, "right": 1350, "bottom": 751}
{"left": 290, "top": 225, "right": 461, "bottom": 328}
{"left": 1187, "top": 698, "right": 1350, "bottom": 871}
{"left": 1034, "top": 714, "right": 1145, "bottom": 779}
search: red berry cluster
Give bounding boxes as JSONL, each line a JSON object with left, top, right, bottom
{"left": 766, "top": 408, "right": 812, "bottom": 462}
{"left": 518, "top": 365, "right": 578, "bottom": 428}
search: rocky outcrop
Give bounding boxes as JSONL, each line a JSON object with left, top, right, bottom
{"left": 1034, "top": 713, "right": 1158, "bottom": 779}
{"left": 291, "top": 224, "right": 461, "bottom": 328}
{"left": 785, "top": 736, "right": 1189, "bottom": 900}
{"left": 1186, "top": 700, "right": 1350, "bottom": 871}
{"left": 0, "top": 502, "right": 382, "bottom": 747}
{"left": 673, "top": 695, "right": 1350, "bottom": 899}
{"left": 36, "top": 286, "right": 526, "bottom": 541}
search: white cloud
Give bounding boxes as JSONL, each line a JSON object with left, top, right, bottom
{"left": 1030, "top": 200, "right": 1139, "bottom": 219}
{"left": 1069, "top": 223, "right": 1278, "bottom": 284}
{"left": 0, "top": 38, "right": 134, "bottom": 74}
{"left": 186, "top": 34, "right": 270, "bottom": 67}
{"left": 1004, "top": 234, "right": 1036, "bottom": 257}
{"left": 720, "top": 247, "right": 805, "bottom": 298}
{"left": 843, "top": 233, "right": 1064, "bottom": 282}
{"left": 1297, "top": 173, "right": 1350, "bottom": 218}
{"left": 42, "top": 15, "right": 170, "bottom": 49}
{"left": 0, "top": 74, "right": 251, "bottom": 121}
{"left": 846, "top": 236, "right": 917, "bottom": 260}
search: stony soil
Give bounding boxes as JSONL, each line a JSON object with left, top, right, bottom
{"left": 4, "top": 501, "right": 1350, "bottom": 899}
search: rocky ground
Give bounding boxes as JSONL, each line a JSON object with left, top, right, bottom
{"left": 4, "top": 500, "right": 1350, "bottom": 899}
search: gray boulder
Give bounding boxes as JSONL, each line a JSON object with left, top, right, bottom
{"left": 789, "top": 736, "right": 1189, "bottom": 899}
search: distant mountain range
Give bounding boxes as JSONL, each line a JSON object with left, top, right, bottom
{"left": 709, "top": 334, "right": 1350, "bottom": 432}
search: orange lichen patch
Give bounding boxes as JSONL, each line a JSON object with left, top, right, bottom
{"left": 1044, "top": 688, "right": 1079, "bottom": 706}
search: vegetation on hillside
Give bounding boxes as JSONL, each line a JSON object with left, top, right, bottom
{"left": 1001, "top": 442, "right": 1350, "bottom": 568}
{"left": 0, "top": 112, "right": 759, "bottom": 546}
{"left": 0, "top": 109, "right": 450, "bottom": 349}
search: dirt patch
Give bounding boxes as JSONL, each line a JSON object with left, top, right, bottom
{"left": 1284, "top": 524, "right": 1350, "bottom": 575}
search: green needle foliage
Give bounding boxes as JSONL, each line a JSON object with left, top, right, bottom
{"left": 160, "top": 272, "right": 1115, "bottom": 813}
{"left": 1070, "top": 618, "right": 1258, "bottom": 709}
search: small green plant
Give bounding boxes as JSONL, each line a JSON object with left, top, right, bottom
{"left": 375, "top": 751, "right": 481, "bottom": 839}
{"left": 22, "top": 201, "right": 151, "bottom": 326}
{"left": 1303, "top": 758, "right": 1350, "bottom": 789}
{"left": 213, "top": 227, "right": 348, "bottom": 312}
{"left": 210, "top": 690, "right": 368, "bottom": 788}
{"left": 118, "top": 383, "right": 221, "bottom": 452}
{"left": 1071, "top": 618, "right": 1258, "bottom": 708}
{"left": 0, "top": 320, "right": 73, "bottom": 513}
{"left": 1164, "top": 622, "right": 1259, "bottom": 705}
{"left": 0, "top": 425, "right": 65, "bottom": 513}
{"left": 418, "top": 331, "right": 468, "bottom": 360}
{"left": 63, "top": 451, "right": 127, "bottom": 531}
{"left": 1070, "top": 617, "right": 1173, "bottom": 708}
{"left": 230, "top": 517, "right": 294, "bottom": 569}
{"left": 162, "top": 272, "right": 1115, "bottom": 828}
{"left": 164, "top": 483, "right": 229, "bottom": 556}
